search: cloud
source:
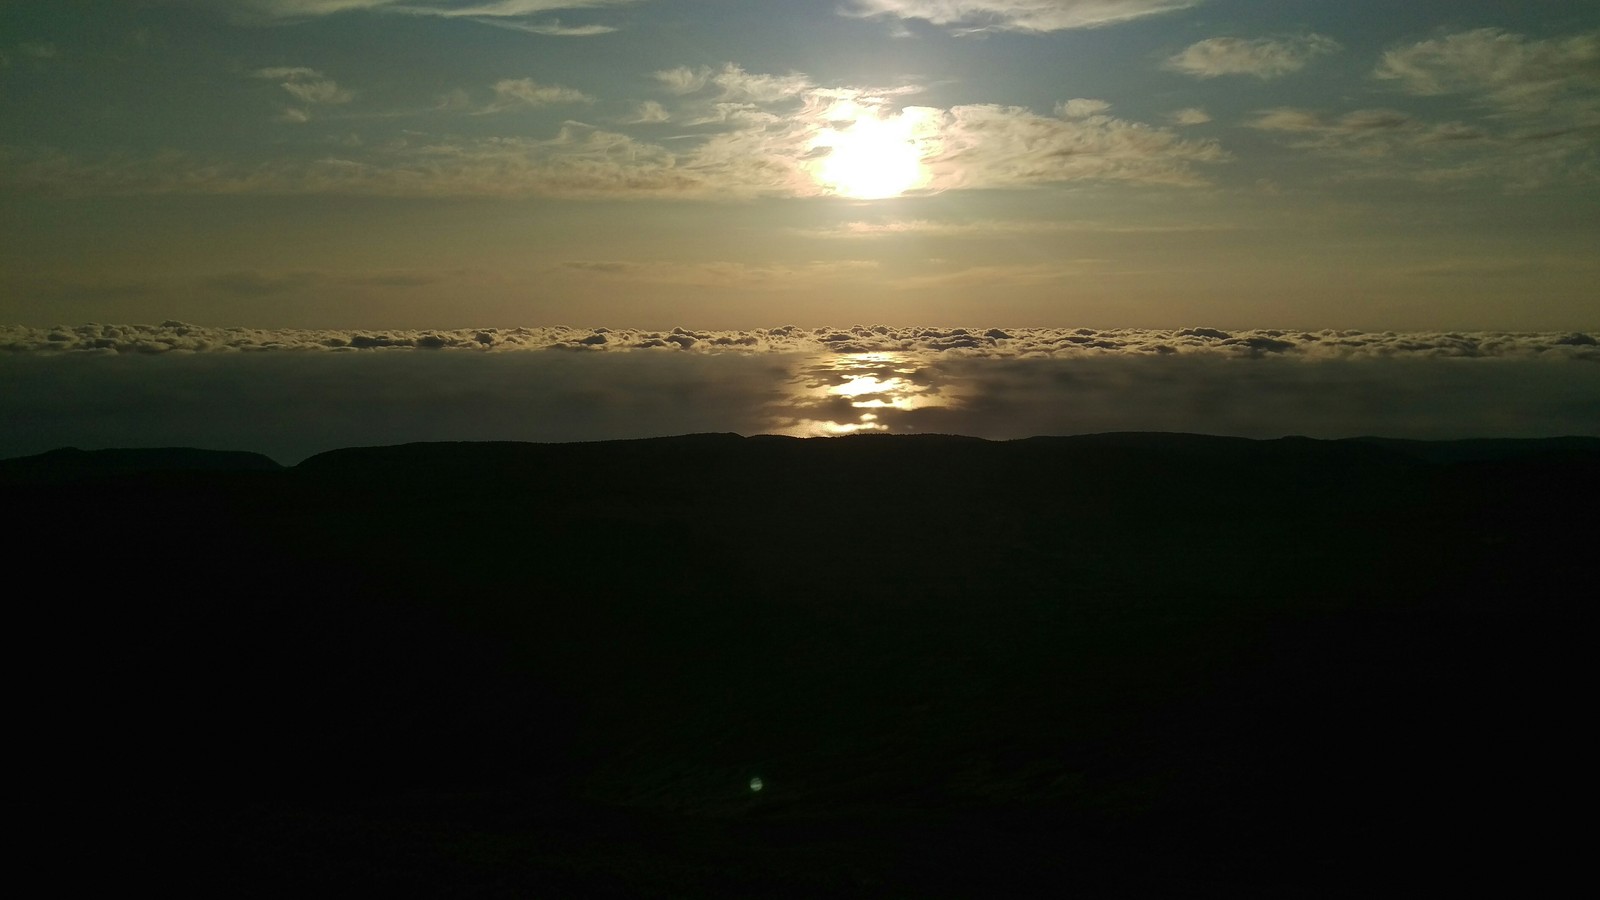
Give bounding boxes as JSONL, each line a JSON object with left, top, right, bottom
{"left": 1374, "top": 28, "right": 1600, "bottom": 116}
{"left": 6, "top": 322, "right": 1596, "bottom": 362}
{"left": 1245, "top": 104, "right": 1599, "bottom": 190}
{"left": 1, "top": 60, "right": 1224, "bottom": 198}
{"left": 397, "top": 0, "right": 641, "bottom": 15}
{"left": 1057, "top": 98, "right": 1111, "bottom": 118}
{"left": 478, "top": 78, "right": 594, "bottom": 113}
{"left": 211, "top": 1, "right": 643, "bottom": 21}
{"left": 842, "top": 1, "right": 1205, "bottom": 33}
{"left": 655, "top": 64, "right": 813, "bottom": 103}
{"left": 1165, "top": 34, "right": 1340, "bottom": 79}
{"left": 1350, "top": 30, "right": 1600, "bottom": 189}
{"left": 5, "top": 328, "right": 1597, "bottom": 463}
{"left": 798, "top": 218, "right": 1237, "bottom": 239}
{"left": 1250, "top": 30, "right": 1600, "bottom": 190}
{"left": 471, "top": 17, "right": 616, "bottom": 35}
{"left": 927, "top": 102, "right": 1227, "bottom": 188}
{"left": 253, "top": 67, "right": 353, "bottom": 120}
{"left": 554, "top": 259, "right": 881, "bottom": 289}
{"left": 1170, "top": 107, "right": 1210, "bottom": 126}
{"left": 626, "top": 100, "right": 670, "bottom": 123}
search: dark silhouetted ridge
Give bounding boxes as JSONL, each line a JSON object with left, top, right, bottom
{"left": 0, "top": 446, "right": 283, "bottom": 484}
{"left": 8, "top": 431, "right": 1591, "bottom": 895}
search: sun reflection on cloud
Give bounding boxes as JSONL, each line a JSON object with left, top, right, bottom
{"left": 771, "top": 351, "right": 957, "bottom": 435}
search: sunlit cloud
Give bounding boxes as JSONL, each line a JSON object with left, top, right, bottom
{"left": 1165, "top": 34, "right": 1340, "bottom": 79}
{"left": 842, "top": 0, "right": 1206, "bottom": 33}
{"left": 1170, "top": 107, "right": 1211, "bottom": 126}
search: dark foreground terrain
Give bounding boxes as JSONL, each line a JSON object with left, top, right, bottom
{"left": 7, "top": 433, "right": 1595, "bottom": 895}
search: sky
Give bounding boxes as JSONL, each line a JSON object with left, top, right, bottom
{"left": 2, "top": 0, "right": 1597, "bottom": 331}
{"left": 2, "top": 1, "right": 1598, "bottom": 458}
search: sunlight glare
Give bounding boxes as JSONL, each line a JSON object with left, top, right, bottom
{"left": 811, "top": 104, "right": 934, "bottom": 199}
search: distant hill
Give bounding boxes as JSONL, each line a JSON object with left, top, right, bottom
{"left": 0, "top": 446, "right": 282, "bottom": 484}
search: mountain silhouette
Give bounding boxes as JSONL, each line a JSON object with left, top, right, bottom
{"left": 10, "top": 433, "right": 1592, "bottom": 895}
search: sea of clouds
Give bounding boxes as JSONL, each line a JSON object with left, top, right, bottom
{"left": 4, "top": 322, "right": 1597, "bottom": 358}
{"left": 3, "top": 323, "right": 1596, "bottom": 463}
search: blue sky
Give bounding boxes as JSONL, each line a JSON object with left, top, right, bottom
{"left": 2, "top": 0, "right": 1597, "bottom": 330}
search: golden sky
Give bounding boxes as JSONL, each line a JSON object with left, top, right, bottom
{"left": 2, "top": 1, "right": 1597, "bottom": 330}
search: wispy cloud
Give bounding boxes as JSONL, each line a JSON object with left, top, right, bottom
{"left": 470, "top": 17, "right": 616, "bottom": 35}
{"left": 253, "top": 66, "right": 353, "bottom": 121}
{"left": 1247, "top": 100, "right": 1600, "bottom": 191}
{"left": 476, "top": 77, "right": 594, "bottom": 113}
{"left": 654, "top": 63, "right": 814, "bottom": 103}
{"left": 797, "top": 218, "right": 1238, "bottom": 239}
{"left": 842, "top": 0, "right": 1205, "bottom": 33}
{"left": 215, "top": 1, "right": 643, "bottom": 20}
{"left": 1374, "top": 28, "right": 1600, "bottom": 118}
{"left": 4, "top": 63, "right": 1226, "bottom": 198}
{"left": 1165, "top": 34, "right": 1340, "bottom": 79}
{"left": 553, "top": 259, "right": 881, "bottom": 288}
{"left": 624, "top": 100, "right": 671, "bottom": 124}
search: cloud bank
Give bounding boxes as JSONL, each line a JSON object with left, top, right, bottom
{"left": 5, "top": 330, "right": 1596, "bottom": 464}
{"left": 4, "top": 322, "right": 1594, "bottom": 360}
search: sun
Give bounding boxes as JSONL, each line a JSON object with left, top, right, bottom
{"left": 810, "top": 105, "right": 934, "bottom": 199}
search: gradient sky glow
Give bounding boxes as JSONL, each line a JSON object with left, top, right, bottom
{"left": 3, "top": 0, "right": 1597, "bottom": 331}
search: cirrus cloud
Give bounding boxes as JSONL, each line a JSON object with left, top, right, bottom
{"left": 1374, "top": 28, "right": 1600, "bottom": 116}
{"left": 842, "top": 0, "right": 1205, "bottom": 33}
{"left": 1165, "top": 34, "right": 1340, "bottom": 79}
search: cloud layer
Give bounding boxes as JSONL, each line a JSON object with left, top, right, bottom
{"left": 5, "top": 322, "right": 1594, "bottom": 360}
{"left": 5, "top": 328, "right": 1596, "bottom": 464}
